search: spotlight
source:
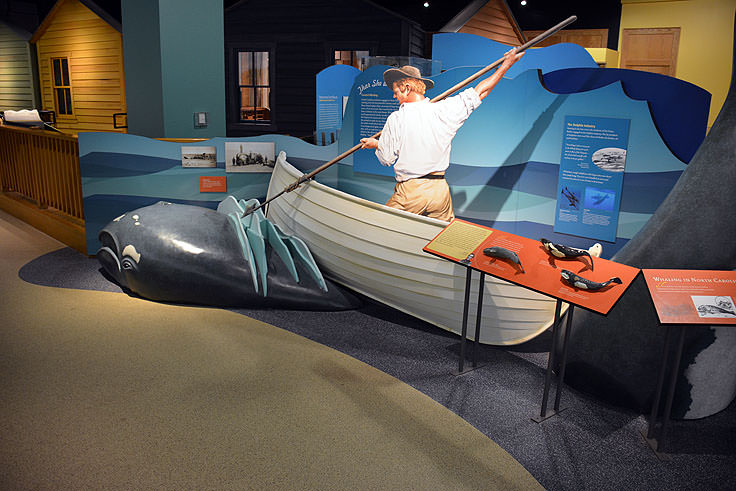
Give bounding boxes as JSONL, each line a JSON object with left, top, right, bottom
{"left": 521, "top": 0, "right": 527, "bottom": 5}
{"left": 424, "top": 2, "right": 429, "bottom": 7}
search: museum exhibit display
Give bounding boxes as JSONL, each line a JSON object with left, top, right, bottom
{"left": 563, "top": 26, "right": 736, "bottom": 420}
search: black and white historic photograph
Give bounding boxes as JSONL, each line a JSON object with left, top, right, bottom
{"left": 225, "top": 142, "right": 276, "bottom": 173}
{"left": 691, "top": 295, "right": 736, "bottom": 318}
{"left": 592, "top": 147, "right": 627, "bottom": 172}
{"left": 181, "top": 146, "right": 217, "bottom": 168}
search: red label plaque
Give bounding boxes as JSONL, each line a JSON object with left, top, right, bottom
{"left": 199, "top": 176, "right": 227, "bottom": 193}
{"left": 642, "top": 269, "right": 736, "bottom": 325}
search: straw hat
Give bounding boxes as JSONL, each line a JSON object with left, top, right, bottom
{"left": 383, "top": 65, "right": 434, "bottom": 90}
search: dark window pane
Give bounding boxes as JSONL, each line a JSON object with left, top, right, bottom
{"left": 53, "top": 59, "right": 62, "bottom": 86}
{"left": 56, "top": 88, "right": 66, "bottom": 114}
{"left": 61, "top": 58, "right": 70, "bottom": 86}
{"left": 64, "top": 89, "right": 72, "bottom": 115}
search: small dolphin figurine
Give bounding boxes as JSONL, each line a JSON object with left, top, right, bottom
{"left": 560, "top": 269, "right": 622, "bottom": 291}
{"left": 483, "top": 246, "right": 525, "bottom": 273}
{"left": 540, "top": 238, "right": 598, "bottom": 271}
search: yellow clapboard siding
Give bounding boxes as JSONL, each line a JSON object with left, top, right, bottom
{"left": 73, "top": 93, "right": 121, "bottom": 102}
{"left": 38, "top": 48, "right": 122, "bottom": 61}
{"left": 72, "top": 79, "right": 121, "bottom": 88}
{"left": 38, "top": 40, "right": 121, "bottom": 52}
{"left": 72, "top": 55, "right": 122, "bottom": 66}
{"left": 69, "top": 63, "right": 122, "bottom": 74}
{"left": 74, "top": 86, "right": 122, "bottom": 95}
{"left": 69, "top": 72, "right": 122, "bottom": 81}
{"left": 74, "top": 101, "right": 123, "bottom": 110}
{"left": 42, "top": 29, "right": 117, "bottom": 44}
{"left": 42, "top": 24, "right": 114, "bottom": 39}
{"left": 32, "top": 0, "right": 125, "bottom": 133}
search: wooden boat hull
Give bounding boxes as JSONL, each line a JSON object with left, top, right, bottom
{"left": 265, "top": 154, "right": 556, "bottom": 345}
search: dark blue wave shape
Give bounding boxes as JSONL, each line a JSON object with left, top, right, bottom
{"left": 543, "top": 68, "right": 710, "bottom": 164}
{"left": 81, "top": 152, "right": 217, "bottom": 177}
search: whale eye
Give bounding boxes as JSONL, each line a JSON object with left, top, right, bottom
{"left": 121, "top": 257, "right": 136, "bottom": 270}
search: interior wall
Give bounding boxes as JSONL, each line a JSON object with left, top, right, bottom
{"left": 620, "top": 0, "right": 736, "bottom": 129}
{"left": 122, "top": 0, "right": 165, "bottom": 137}
{"left": 158, "top": 0, "right": 225, "bottom": 138}
{"left": 122, "top": 0, "right": 225, "bottom": 138}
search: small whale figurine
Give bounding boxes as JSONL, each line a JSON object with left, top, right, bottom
{"left": 540, "top": 238, "right": 600, "bottom": 271}
{"left": 560, "top": 269, "right": 622, "bottom": 291}
{"left": 483, "top": 246, "right": 525, "bottom": 273}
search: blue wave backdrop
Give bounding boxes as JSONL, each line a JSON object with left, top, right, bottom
{"left": 80, "top": 34, "right": 708, "bottom": 259}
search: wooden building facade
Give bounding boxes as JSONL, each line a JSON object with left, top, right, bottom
{"left": 439, "top": 0, "right": 525, "bottom": 46}
{"left": 224, "top": 0, "right": 427, "bottom": 139}
{"left": 0, "top": 20, "right": 38, "bottom": 112}
{"left": 30, "top": 0, "right": 126, "bottom": 135}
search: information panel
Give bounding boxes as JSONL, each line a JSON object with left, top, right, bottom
{"left": 352, "top": 66, "right": 398, "bottom": 177}
{"left": 316, "top": 65, "right": 361, "bottom": 146}
{"left": 642, "top": 269, "right": 736, "bottom": 325}
{"left": 554, "top": 115, "right": 630, "bottom": 243}
{"left": 424, "top": 219, "right": 640, "bottom": 315}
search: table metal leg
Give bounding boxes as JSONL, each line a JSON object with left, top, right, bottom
{"left": 472, "top": 272, "right": 485, "bottom": 367}
{"left": 647, "top": 327, "right": 673, "bottom": 440}
{"left": 554, "top": 305, "right": 574, "bottom": 411}
{"left": 534, "top": 299, "right": 562, "bottom": 421}
{"left": 456, "top": 268, "right": 473, "bottom": 374}
{"left": 658, "top": 326, "right": 686, "bottom": 453}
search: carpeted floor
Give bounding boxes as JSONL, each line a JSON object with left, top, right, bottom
{"left": 2, "top": 208, "right": 736, "bottom": 490}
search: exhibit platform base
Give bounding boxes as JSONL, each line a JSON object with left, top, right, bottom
{"left": 0, "top": 191, "right": 86, "bottom": 254}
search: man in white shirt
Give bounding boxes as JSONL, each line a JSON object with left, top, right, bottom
{"left": 360, "top": 48, "right": 523, "bottom": 221}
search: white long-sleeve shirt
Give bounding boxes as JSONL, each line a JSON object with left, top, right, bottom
{"left": 375, "top": 87, "right": 482, "bottom": 182}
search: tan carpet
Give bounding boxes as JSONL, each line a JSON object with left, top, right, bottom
{"left": 0, "top": 210, "right": 542, "bottom": 490}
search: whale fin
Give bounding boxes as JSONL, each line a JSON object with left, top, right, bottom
{"left": 242, "top": 210, "right": 269, "bottom": 296}
{"left": 217, "top": 195, "right": 245, "bottom": 216}
{"left": 273, "top": 223, "right": 327, "bottom": 292}
{"left": 226, "top": 212, "right": 259, "bottom": 294}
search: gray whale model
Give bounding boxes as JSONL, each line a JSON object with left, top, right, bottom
{"left": 482, "top": 246, "right": 525, "bottom": 273}
{"left": 96, "top": 199, "right": 360, "bottom": 310}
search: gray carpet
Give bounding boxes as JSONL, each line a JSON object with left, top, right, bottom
{"left": 6, "top": 210, "right": 736, "bottom": 490}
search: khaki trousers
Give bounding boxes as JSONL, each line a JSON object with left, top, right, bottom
{"left": 385, "top": 177, "right": 455, "bottom": 222}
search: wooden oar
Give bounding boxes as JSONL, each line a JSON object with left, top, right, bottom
{"left": 244, "top": 15, "right": 578, "bottom": 217}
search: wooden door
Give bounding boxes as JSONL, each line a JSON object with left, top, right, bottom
{"left": 620, "top": 28, "right": 680, "bottom": 76}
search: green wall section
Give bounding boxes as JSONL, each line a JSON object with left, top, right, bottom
{"left": 121, "top": 0, "right": 164, "bottom": 137}
{"left": 122, "top": 0, "right": 225, "bottom": 138}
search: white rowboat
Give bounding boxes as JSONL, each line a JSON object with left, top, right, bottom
{"left": 265, "top": 153, "right": 557, "bottom": 345}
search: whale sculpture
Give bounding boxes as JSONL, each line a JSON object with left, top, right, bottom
{"left": 482, "top": 246, "right": 525, "bottom": 273}
{"left": 96, "top": 197, "right": 360, "bottom": 311}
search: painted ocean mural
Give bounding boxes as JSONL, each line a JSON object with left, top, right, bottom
{"left": 80, "top": 34, "right": 707, "bottom": 261}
